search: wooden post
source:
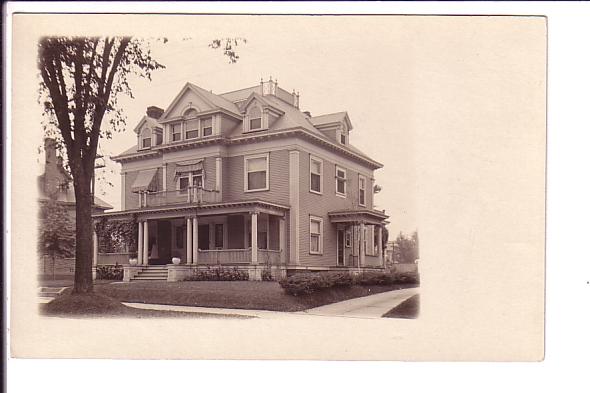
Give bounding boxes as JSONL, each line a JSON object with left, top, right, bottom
{"left": 251, "top": 212, "right": 258, "bottom": 264}
{"left": 143, "top": 220, "right": 149, "bottom": 265}
{"left": 192, "top": 216, "right": 198, "bottom": 264}
{"left": 186, "top": 217, "right": 193, "bottom": 264}
{"left": 137, "top": 220, "right": 144, "bottom": 265}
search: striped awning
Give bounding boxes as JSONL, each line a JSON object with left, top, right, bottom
{"left": 131, "top": 168, "right": 158, "bottom": 193}
{"left": 174, "top": 159, "right": 203, "bottom": 176}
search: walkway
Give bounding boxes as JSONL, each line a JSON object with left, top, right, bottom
{"left": 300, "top": 287, "right": 419, "bottom": 318}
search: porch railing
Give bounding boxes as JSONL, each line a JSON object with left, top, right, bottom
{"left": 258, "top": 249, "right": 282, "bottom": 265}
{"left": 198, "top": 248, "right": 251, "bottom": 264}
{"left": 143, "top": 187, "right": 220, "bottom": 208}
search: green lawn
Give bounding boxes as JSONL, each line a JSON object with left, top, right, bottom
{"left": 94, "top": 281, "right": 415, "bottom": 312}
{"left": 382, "top": 294, "right": 420, "bottom": 319}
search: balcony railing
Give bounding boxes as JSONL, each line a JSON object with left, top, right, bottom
{"left": 142, "top": 186, "right": 220, "bottom": 208}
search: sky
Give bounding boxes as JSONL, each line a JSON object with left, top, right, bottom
{"left": 39, "top": 15, "right": 419, "bottom": 235}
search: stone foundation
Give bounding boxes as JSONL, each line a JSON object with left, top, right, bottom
{"left": 123, "top": 266, "right": 143, "bottom": 282}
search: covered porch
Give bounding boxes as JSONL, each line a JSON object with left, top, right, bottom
{"left": 92, "top": 200, "right": 289, "bottom": 281}
{"left": 328, "top": 209, "right": 389, "bottom": 269}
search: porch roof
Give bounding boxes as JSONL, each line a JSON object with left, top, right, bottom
{"left": 92, "top": 199, "right": 290, "bottom": 220}
{"left": 328, "top": 208, "right": 389, "bottom": 225}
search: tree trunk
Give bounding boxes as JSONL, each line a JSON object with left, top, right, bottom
{"left": 73, "top": 173, "right": 94, "bottom": 293}
{"left": 52, "top": 255, "right": 55, "bottom": 280}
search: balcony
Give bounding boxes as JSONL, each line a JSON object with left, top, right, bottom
{"left": 141, "top": 186, "right": 221, "bottom": 208}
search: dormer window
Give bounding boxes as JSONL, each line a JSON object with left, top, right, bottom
{"left": 340, "top": 132, "right": 347, "bottom": 145}
{"left": 140, "top": 127, "right": 152, "bottom": 149}
{"left": 202, "top": 117, "right": 213, "bottom": 136}
{"left": 171, "top": 123, "right": 182, "bottom": 142}
{"left": 248, "top": 104, "right": 263, "bottom": 132}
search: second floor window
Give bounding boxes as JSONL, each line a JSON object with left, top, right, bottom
{"left": 310, "top": 156, "right": 323, "bottom": 194}
{"left": 178, "top": 170, "right": 203, "bottom": 194}
{"left": 245, "top": 154, "right": 269, "bottom": 192}
{"left": 171, "top": 123, "right": 182, "bottom": 142}
{"left": 202, "top": 117, "right": 213, "bottom": 136}
{"left": 359, "top": 175, "right": 366, "bottom": 206}
{"left": 335, "top": 166, "right": 347, "bottom": 196}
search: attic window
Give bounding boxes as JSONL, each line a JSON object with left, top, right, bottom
{"left": 184, "top": 108, "right": 199, "bottom": 139}
{"left": 171, "top": 123, "right": 182, "bottom": 142}
{"left": 155, "top": 129, "right": 163, "bottom": 145}
{"left": 202, "top": 117, "right": 213, "bottom": 136}
{"left": 142, "top": 137, "right": 152, "bottom": 148}
{"left": 340, "top": 132, "right": 347, "bottom": 145}
{"left": 250, "top": 117, "right": 262, "bottom": 130}
{"left": 248, "top": 105, "right": 263, "bottom": 131}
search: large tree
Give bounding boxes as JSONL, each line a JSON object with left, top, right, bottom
{"left": 39, "top": 36, "right": 243, "bottom": 293}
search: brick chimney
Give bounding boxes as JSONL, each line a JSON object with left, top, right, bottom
{"left": 146, "top": 106, "right": 164, "bottom": 119}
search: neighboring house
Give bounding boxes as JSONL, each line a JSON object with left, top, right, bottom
{"left": 93, "top": 78, "right": 388, "bottom": 281}
{"left": 38, "top": 138, "right": 113, "bottom": 275}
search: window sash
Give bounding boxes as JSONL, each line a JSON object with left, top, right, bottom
{"left": 336, "top": 167, "right": 347, "bottom": 195}
{"left": 171, "top": 124, "right": 181, "bottom": 141}
{"left": 185, "top": 118, "right": 199, "bottom": 132}
{"left": 142, "top": 138, "right": 151, "bottom": 148}
{"left": 359, "top": 176, "right": 366, "bottom": 206}
{"left": 250, "top": 117, "right": 262, "bottom": 130}
{"left": 202, "top": 117, "right": 213, "bottom": 136}
{"left": 310, "top": 157, "right": 322, "bottom": 193}
{"left": 186, "top": 129, "right": 199, "bottom": 139}
{"left": 310, "top": 217, "right": 323, "bottom": 254}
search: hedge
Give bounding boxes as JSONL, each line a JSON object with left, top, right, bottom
{"left": 96, "top": 265, "right": 124, "bottom": 280}
{"left": 185, "top": 267, "right": 249, "bottom": 281}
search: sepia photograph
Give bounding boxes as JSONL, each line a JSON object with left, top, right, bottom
{"left": 9, "top": 9, "right": 547, "bottom": 365}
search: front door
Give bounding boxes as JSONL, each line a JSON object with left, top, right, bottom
{"left": 337, "top": 229, "right": 345, "bottom": 266}
{"left": 155, "top": 221, "right": 172, "bottom": 265}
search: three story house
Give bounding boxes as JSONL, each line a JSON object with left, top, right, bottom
{"left": 93, "top": 78, "right": 388, "bottom": 281}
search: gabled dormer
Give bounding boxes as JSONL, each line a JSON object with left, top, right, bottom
{"left": 241, "top": 93, "right": 285, "bottom": 133}
{"left": 134, "top": 106, "right": 164, "bottom": 151}
{"left": 309, "top": 112, "right": 353, "bottom": 145}
{"left": 157, "top": 82, "right": 242, "bottom": 144}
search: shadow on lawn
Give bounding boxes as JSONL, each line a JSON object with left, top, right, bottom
{"left": 382, "top": 294, "right": 419, "bottom": 319}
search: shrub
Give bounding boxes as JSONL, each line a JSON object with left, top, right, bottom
{"left": 354, "top": 271, "right": 395, "bottom": 286}
{"left": 393, "top": 271, "right": 420, "bottom": 285}
{"left": 186, "top": 266, "right": 249, "bottom": 281}
{"left": 279, "top": 272, "right": 353, "bottom": 296}
{"left": 96, "top": 264, "right": 124, "bottom": 280}
{"left": 261, "top": 269, "right": 273, "bottom": 281}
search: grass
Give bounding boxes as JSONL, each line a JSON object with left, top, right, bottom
{"left": 382, "top": 294, "right": 420, "bottom": 319}
{"left": 40, "top": 291, "right": 251, "bottom": 319}
{"left": 94, "top": 281, "right": 416, "bottom": 312}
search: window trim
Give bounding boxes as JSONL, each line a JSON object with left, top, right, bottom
{"left": 176, "top": 170, "right": 204, "bottom": 195}
{"left": 309, "top": 155, "right": 323, "bottom": 195}
{"left": 244, "top": 153, "right": 270, "bottom": 192}
{"left": 340, "top": 131, "right": 347, "bottom": 145}
{"left": 358, "top": 174, "right": 367, "bottom": 207}
{"left": 309, "top": 215, "right": 324, "bottom": 255}
{"left": 202, "top": 116, "right": 213, "bottom": 136}
{"left": 249, "top": 117, "right": 263, "bottom": 131}
{"left": 171, "top": 123, "right": 182, "bottom": 142}
{"left": 335, "top": 165, "right": 347, "bottom": 197}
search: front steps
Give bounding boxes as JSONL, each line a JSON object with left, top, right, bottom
{"left": 130, "top": 266, "right": 168, "bottom": 281}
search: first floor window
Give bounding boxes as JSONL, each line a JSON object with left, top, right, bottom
{"left": 336, "top": 166, "right": 347, "bottom": 196}
{"left": 245, "top": 154, "right": 268, "bottom": 191}
{"left": 310, "top": 216, "right": 323, "bottom": 254}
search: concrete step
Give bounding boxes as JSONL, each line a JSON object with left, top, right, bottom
{"left": 131, "top": 276, "right": 168, "bottom": 281}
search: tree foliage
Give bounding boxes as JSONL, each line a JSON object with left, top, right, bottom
{"left": 38, "top": 36, "right": 245, "bottom": 293}
{"left": 95, "top": 216, "right": 137, "bottom": 254}
{"left": 393, "top": 231, "right": 419, "bottom": 264}
{"left": 39, "top": 200, "right": 76, "bottom": 277}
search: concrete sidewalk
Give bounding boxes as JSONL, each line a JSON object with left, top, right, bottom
{"left": 300, "top": 287, "right": 419, "bottom": 319}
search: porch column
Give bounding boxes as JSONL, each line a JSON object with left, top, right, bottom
{"left": 215, "top": 157, "right": 222, "bottom": 201}
{"left": 92, "top": 228, "right": 98, "bottom": 280}
{"left": 251, "top": 212, "right": 258, "bottom": 264}
{"left": 279, "top": 217, "right": 286, "bottom": 264}
{"left": 162, "top": 164, "right": 167, "bottom": 192}
{"left": 137, "top": 220, "right": 144, "bottom": 265}
{"left": 359, "top": 222, "right": 366, "bottom": 268}
{"left": 143, "top": 220, "right": 149, "bottom": 265}
{"left": 186, "top": 217, "right": 193, "bottom": 264}
{"left": 138, "top": 192, "right": 143, "bottom": 208}
{"left": 377, "top": 225, "right": 384, "bottom": 265}
{"left": 192, "top": 216, "right": 199, "bottom": 264}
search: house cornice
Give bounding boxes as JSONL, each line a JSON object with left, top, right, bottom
{"left": 112, "top": 127, "right": 383, "bottom": 169}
